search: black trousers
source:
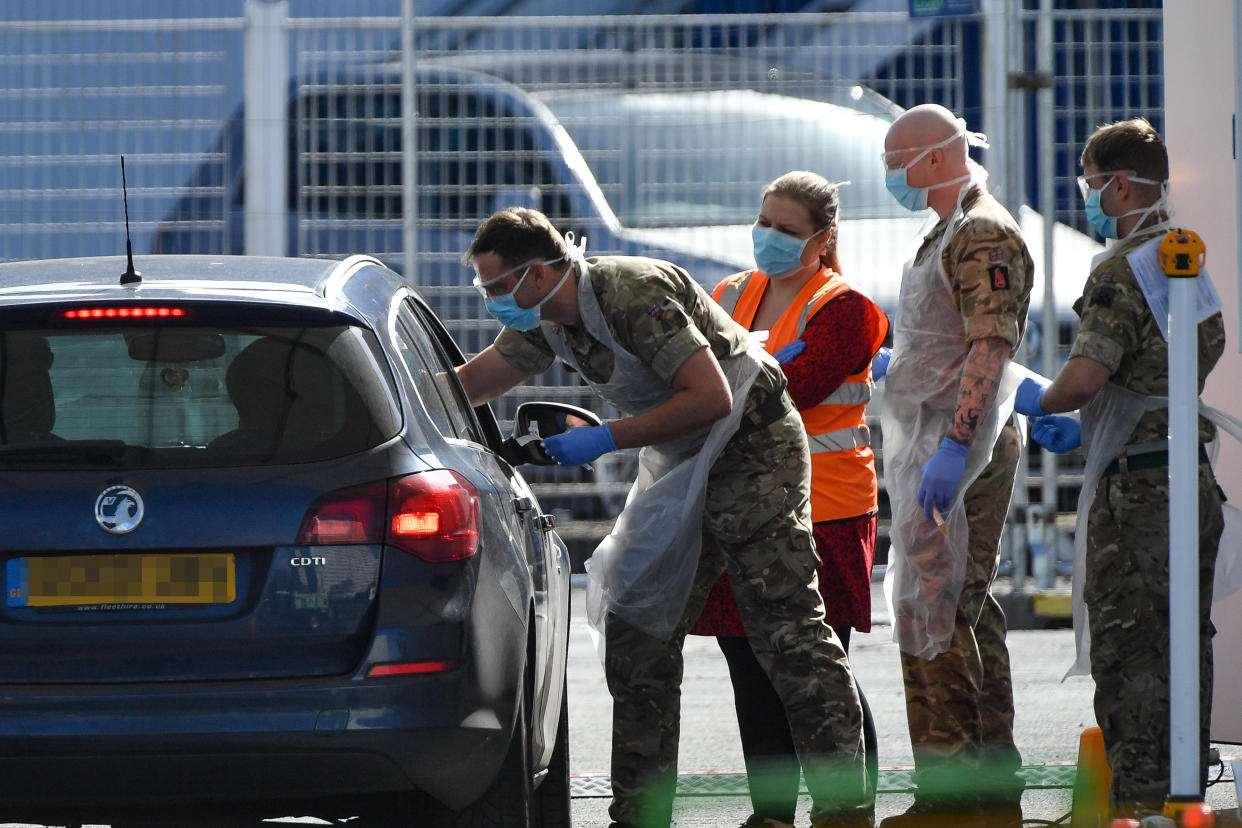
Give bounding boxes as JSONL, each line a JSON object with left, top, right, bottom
{"left": 718, "top": 628, "right": 879, "bottom": 823}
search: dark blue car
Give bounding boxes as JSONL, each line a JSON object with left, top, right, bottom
{"left": 0, "top": 254, "right": 572, "bottom": 827}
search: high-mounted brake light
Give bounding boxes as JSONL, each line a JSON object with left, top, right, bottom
{"left": 54, "top": 306, "right": 193, "bottom": 321}
{"left": 295, "top": 471, "right": 479, "bottom": 563}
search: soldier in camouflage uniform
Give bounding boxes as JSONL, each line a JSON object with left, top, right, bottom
{"left": 877, "top": 104, "right": 1032, "bottom": 828}
{"left": 1014, "top": 118, "right": 1226, "bottom": 821}
{"left": 455, "top": 207, "right": 872, "bottom": 828}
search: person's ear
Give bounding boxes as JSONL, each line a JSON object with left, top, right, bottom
{"left": 1113, "top": 172, "right": 1132, "bottom": 201}
{"left": 814, "top": 228, "right": 832, "bottom": 259}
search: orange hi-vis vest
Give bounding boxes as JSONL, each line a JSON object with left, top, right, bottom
{"left": 713, "top": 267, "right": 889, "bottom": 521}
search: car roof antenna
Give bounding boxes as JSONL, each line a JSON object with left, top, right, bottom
{"left": 119, "top": 155, "right": 141, "bottom": 286}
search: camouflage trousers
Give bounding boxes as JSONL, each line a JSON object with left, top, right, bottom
{"left": 606, "top": 404, "right": 869, "bottom": 828}
{"left": 898, "top": 420, "right": 1023, "bottom": 808}
{"left": 1085, "top": 459, "right": 1224, "bottom": 815}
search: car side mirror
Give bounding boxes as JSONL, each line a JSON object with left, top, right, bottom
{"left": 502, "top": 401, "right": 603, "bottom": 466}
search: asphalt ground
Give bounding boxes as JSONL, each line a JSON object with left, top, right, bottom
{"left": 566, "top": 579, "right": 1242, "bottom": 827}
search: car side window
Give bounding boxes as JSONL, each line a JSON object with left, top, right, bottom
{"left": 392, "top": 303, "right": 479, "bottom": 443}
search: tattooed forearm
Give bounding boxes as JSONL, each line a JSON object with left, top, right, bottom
{"left": 947, "top": 337, "right": 1009, "bottom": 446}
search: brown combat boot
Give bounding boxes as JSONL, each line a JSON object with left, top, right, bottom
{"left": 876, "top": 799, "right": 985, "bottom": 828}
{"left": 977, "top": 804, "right": 1024, "bottom": 828}
{"left": 738, "top": 816, "right": 794, "bottom": 828}
{"left": 810, "top": 809, "right": 875, "bottom": 828}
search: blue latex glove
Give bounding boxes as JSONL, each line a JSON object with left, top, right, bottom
{"left": 772, "top": 338, "right": 806, "bottom": 364}
{"left": 871, "top": 347, "right": 892, "bottom": 381}
{"left": 543, "top": 423, "right": 617, "bottom": 466}
{"left": 1014, "top": 376, "right": 1049, "bottom": 417}
{"left": 917, "top": 436, "right": 969, "bottom": 521}
{"left": 1029, "top": 414, "right": 1082, "bottom": 453}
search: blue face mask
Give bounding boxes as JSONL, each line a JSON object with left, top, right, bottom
{"left": 484, "top": 291, "right": 541, "bottom": 332}
{"left": 1078, "top": 172, "right": 1167, "bottom": 240}
{"left": 1082, "top": 186, "right": 1117, "bottom": 239}
{"left": 884, "top": 166, "right": 930, "bottom": 212}
{"left": 751, "top": 225, "right": 822, "bottom": 279}
{"left": 883, "top": 135, "right": 951, "bottom": 212}
{"left": 479, "top": 265, "right": 537, "bottom": 330}
{"left": 477, "top": 261, "right": 574, "bottom": 331}
{"left": 882, "top": 126, "right": 985, "bottom": 212}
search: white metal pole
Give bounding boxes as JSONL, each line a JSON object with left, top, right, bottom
{"left": 401, "top": 0, "right": 419, "bottom": 284}
{"left": 1036, "top": 0, "right": 1058, "bottom": 589}
{"left": 981, "top": 0, "right": 1027, "bottom": 586}
{"left": 981, "top": 0, "right": 1008, "bottom": 199}
{"left": 243, "top": 0, "right": 289, "bottom": 257}
{"left": 1168, "top": 262, "right": 1201, "bottom": 797}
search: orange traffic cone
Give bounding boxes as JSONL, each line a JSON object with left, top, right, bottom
{"left": 1072, "top": 726, "right": 1113, "bottom": 828}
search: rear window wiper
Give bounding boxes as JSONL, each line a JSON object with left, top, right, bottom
{"left": 0, "top": 440, "right": 132, "bottom": 466}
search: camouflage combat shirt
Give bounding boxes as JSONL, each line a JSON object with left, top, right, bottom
{"left": 913, "top": 184, "right": 1034, "bottom": 355}
{"left": 494, "top": 255, "right": 786, "bottom": 415}
{"left": 1069, "top": 220, "right": 1226, "bottom": 445}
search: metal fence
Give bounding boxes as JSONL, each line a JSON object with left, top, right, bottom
{"left": 0, "top": 6, "right": 1165, "bottom": 567}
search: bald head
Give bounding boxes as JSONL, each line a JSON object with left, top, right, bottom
{"left": 883, "top": 104, "right": 976, "bottom": 217}
{"left": 885, "top": 104, "right": 967, "bottom": 162}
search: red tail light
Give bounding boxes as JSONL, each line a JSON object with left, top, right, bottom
{"left": 296, "top": 471, "right": 479, "bottom": 562}
{"left": 387, "top": 470, "right": 479, "bottom": 562}
{"left": 296, "top": 481, "right": 386, "bottom": 545}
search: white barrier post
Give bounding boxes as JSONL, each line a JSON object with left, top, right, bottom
{"left": 1164, "top": 230, "right": 1204, "bottom": 808}
{"left": 243, "top": 0, "right": 289, "bottom": 257}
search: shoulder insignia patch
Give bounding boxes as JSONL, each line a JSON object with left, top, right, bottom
{"left": 988, "top": 248, "right": 1004, "bottom": 263}
{"left": 647, "top": 304, "right": 674, "bottom": 333}
{"left": 989, "top": 264, "right": 1010, "bottom": 291}
{"left": 1089, "top": 285, "right": 1116, "bottom": 308}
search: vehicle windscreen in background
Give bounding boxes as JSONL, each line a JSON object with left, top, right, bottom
{"left": 0, "top": 322, "right": 401, "bottom": 468}
{"left": 539, "top": 88, "right": 902, "bottom": 227}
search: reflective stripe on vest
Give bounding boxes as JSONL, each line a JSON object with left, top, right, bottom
{"left": 718, "top": 271, "right": 846, "bottom": 342}
{"left": 808, "top": 424, "right": 871, "bottom": 455}
{"left": 716, "top": 278, "right": 746, "bottom": 316}
{"left": 820, "top": 379, "right": 871, "bottom": 407}
{"left": 715, "top": 267, "right": 876, "bottom": 416}
{"left": 712, "top": 265, "right": 887, "bottom": 520}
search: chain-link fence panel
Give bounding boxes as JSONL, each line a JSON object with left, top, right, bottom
{"left": 0, "top": 6, "right": 1164, "bottom": 559}
{"left": 0, "top": 17, "right": 242, "bottom": 262}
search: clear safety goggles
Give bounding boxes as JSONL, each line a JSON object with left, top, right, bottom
{"left": 1075, "top": 170, "right": 1162, "bottom": 198}
{"left": 470, "top": 258, "right": 543, "bottom": 299}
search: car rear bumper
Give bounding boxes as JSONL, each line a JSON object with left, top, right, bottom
{"left": 0, "top": 671, "right": 514, "bottom": 821}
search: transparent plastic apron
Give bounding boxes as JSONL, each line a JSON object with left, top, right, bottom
{"left": 881, "top": 188, "right": 1024, "bottom": 659}
{"left": 542, "top": 264, "right": 765, "bottom": 641}
{"left": 1064, "top": 241, "right": 1242, "bottom": 677}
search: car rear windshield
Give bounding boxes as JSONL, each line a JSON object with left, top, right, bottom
{"left": 0, "top": 315, "right": 402, "bottom": 469}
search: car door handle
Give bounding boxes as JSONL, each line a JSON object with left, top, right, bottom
{"left": 513, "top": 495, "right": 535, "bottom": 514}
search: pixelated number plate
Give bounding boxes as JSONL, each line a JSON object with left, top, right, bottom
{"left": 6, "top": 554, "right": 236, "bottom": 607}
